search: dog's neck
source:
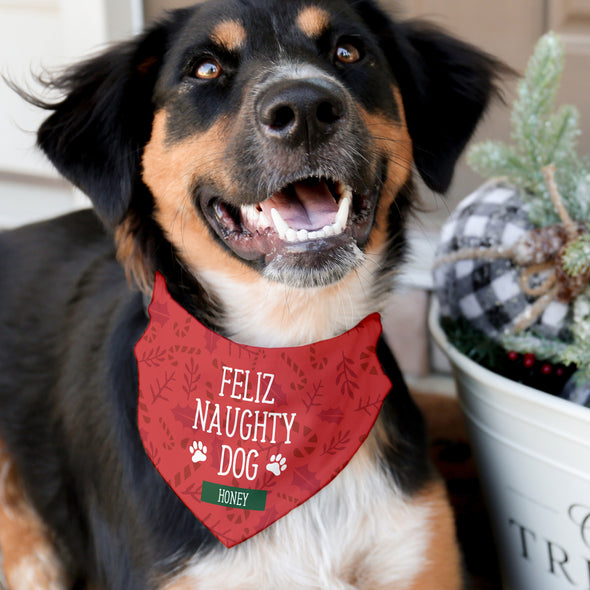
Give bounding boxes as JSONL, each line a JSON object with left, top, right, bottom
{"left": 196, "top": 253, "right": 393, "bottom": 348}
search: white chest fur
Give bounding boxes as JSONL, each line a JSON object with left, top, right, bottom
{"left": 163, "top": 434, "right": 431, "bottom": 590}
{"left": 197, "top": 252, "right": 392, "bottom": 348}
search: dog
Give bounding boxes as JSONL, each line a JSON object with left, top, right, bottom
{"left": 0, "top": 0, "right": 503, "bottom": 588}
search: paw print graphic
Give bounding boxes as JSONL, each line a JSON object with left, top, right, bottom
{"left": 189, "top": 441, "right": 207, "bottom": 463}
{"left": 266, "top": 454, "right": 287, "bottom": 477}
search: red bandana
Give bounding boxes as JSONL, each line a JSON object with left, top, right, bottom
{"left": 135, "top": 273, "right": 392, "bottom": 547}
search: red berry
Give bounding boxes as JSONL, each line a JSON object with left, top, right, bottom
{"left": 541, "top": 363, "right": 552, "bottom": 375}
{"left": 556, "top": 367, "right": 565, "bottom": 377}
{"left": 523, "top": 353, "right": 536, "bottom": 368}
{"left": 507, "top": 350, "right": 519, "bottom": 362}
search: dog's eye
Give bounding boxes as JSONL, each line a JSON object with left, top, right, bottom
{"left": 335, "top": 42, "right": 361, "bottom": 64}
{"left": 195, "top": 59, "right": 222, "bottom": 80}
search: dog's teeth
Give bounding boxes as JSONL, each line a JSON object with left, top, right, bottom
{"left": 271, "top": 208, "right": 289, "bottom": 239}
{"left": 259, "top": 211, "right": 271, "bottom": 229}
{"left": 336, "top": 182, "right": 353, "bottom": 200}
{"left": 240, "top": 204, "right": 275, "bottom": 231}
{"left": 336, "top": 180, "right": 349, "bottom": 197}
{"left": 241, "top": 204, "right": 258, "bottom": 225}
{"left": 334, "top": 195, "right": 351, "bottom": 233}
{"left": 270, "top": 187, "right": 352, "bottom": 243}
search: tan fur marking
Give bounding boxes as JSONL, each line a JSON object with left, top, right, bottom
{"left": 115, "top": 216, "right": 154, "bottom": 294}
{"left": 211, "top": 20, "right": 247, "bottom": 52}
{"left": 142, "top": 110, "right": 260, "bottom": 284}
{"left": 296, "top": 6, "right": 331, "bottom": 38}
{"left": 0, "top": 442, "right": 67, "bottom": 589}
{"left": 361, "top": 87, "right": 413, "bottom": 258}
{"left": 407, "top": 480, "right": 463, "bottom": 590}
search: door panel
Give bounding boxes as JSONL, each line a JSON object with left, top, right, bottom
{"left": 0, "top": 0, "right": 141, "bottom": 227}
{"left": 548, "top": 0, "right": 590, "bottom": 178}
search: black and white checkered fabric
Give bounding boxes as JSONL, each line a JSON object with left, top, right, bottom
{"left": 434, "top": 181, "right": 571, "bottom": 340}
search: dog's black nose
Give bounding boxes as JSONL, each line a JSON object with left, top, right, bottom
{"left": 256, "top": 78, "right": 346, "bottom": 148}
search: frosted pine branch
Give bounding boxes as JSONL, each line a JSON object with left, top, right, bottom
{"left": 468, "top": 32, "right": 589, "bottom": 228}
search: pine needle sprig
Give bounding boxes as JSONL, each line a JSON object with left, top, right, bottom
{"left": 563, "top": 232, "right": 590, "bottom": 278}
{"left": 561, "top": 290, "right": 590, "bottom": 383}
{"left": 501, "top": 331, "right": 569, "bottom": 366}
{"left": 467, "top": 32, "right": 590, "bottom": 227}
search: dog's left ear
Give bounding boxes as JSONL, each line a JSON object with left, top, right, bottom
{"left": 350, "top": 0, "right": 507, "bottom": 193}
{"left": 34, "top": 11, "right": 189, "bottom": 228}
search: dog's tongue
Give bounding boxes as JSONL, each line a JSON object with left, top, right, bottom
{"left": 260, "top": 180, "right": 339, "bottom": 231}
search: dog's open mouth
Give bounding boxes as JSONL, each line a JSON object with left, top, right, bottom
{"left": 200, "top": 177, "right": 380, "bottom": 265}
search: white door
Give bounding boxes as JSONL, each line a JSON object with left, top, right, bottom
{"left": 0, "top": 0, "right": 142, "bottom": 228}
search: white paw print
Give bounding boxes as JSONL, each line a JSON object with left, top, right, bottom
{"left": 266, "top": 454, "right": 287, "bottom": 476}
{"left": 189, "top": 441, "right": 207, "bottom": 463}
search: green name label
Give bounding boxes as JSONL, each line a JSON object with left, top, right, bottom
{"left": 201, "top": 481, "right": 267, "bottom": 511}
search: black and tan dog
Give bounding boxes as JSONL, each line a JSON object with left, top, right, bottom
{"left": 0, "top": 0, "right": 502, "bottom": 588}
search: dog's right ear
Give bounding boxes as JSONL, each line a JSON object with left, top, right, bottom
{"left": 31, "top": 10, "right": 190, "bottom": 228}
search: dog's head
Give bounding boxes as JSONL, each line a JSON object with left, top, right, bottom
{"left": 36, "top": 0, "right": 502, "bottom": 293}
